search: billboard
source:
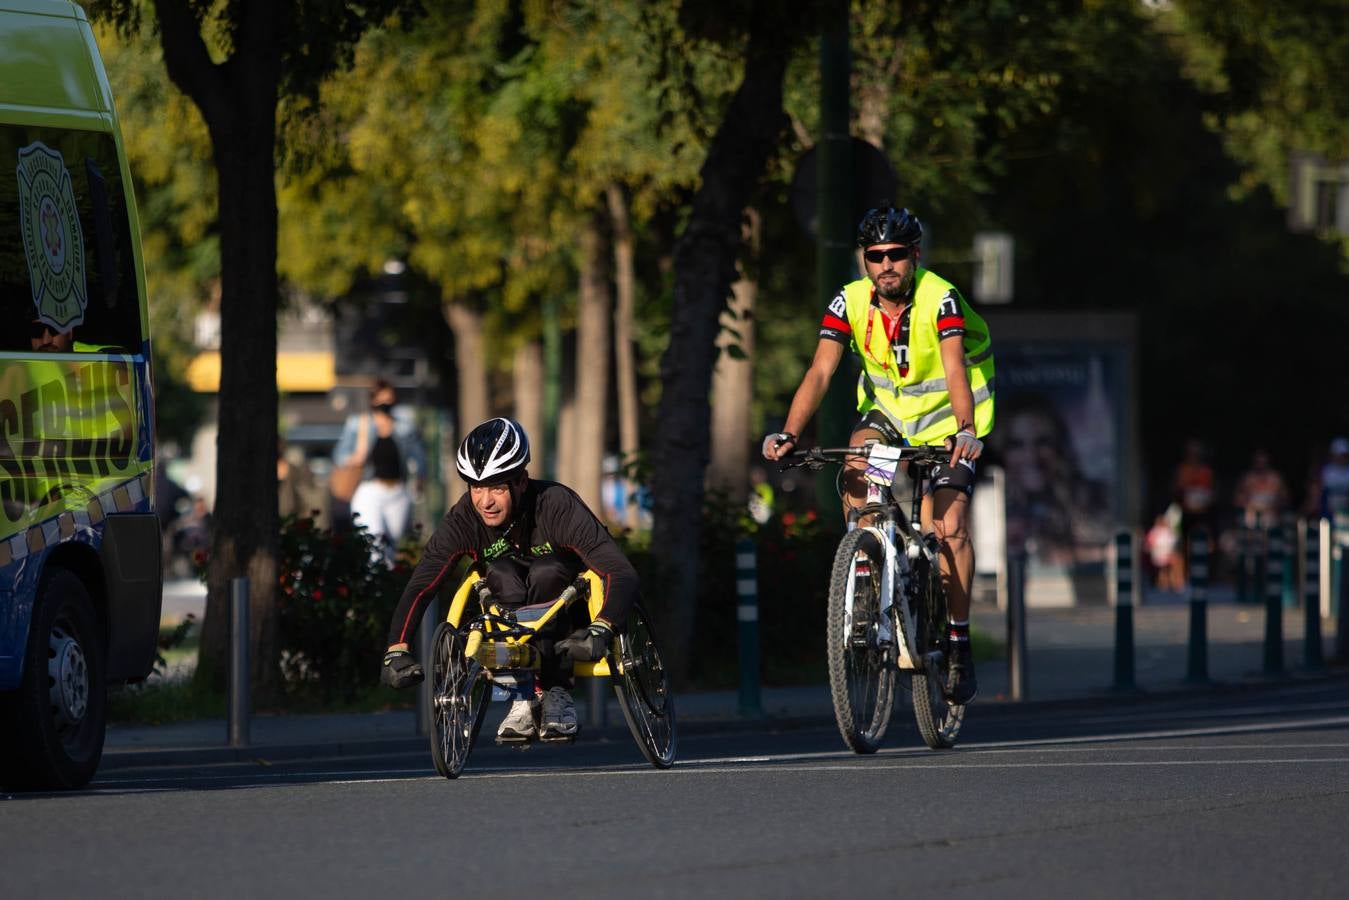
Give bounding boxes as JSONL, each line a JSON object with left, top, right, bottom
{"left": 983, "top": 313, "right": 1138, "bottom": 605}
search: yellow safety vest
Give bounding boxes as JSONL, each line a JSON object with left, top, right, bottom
{"left": 842, "top": 269, "right": 995, "bottom": 444}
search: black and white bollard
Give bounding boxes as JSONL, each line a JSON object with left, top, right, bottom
{"left": 1186, "top": 528, "right": 1209, "bottom": 684}
{"left": 229, "top": 577, "right": 251, "bottom": 748}
{"left": 735, "top": 537, "right": 763, "bottom": 717}
{"left": 1302, "top": 519, "right": 1323, "bottom": 671}
{"left": 1264, "top": 524, "right": 1285, "bottom": 675}
{"left": 1111, "top": 529, "right": 1136, "bottom": 691}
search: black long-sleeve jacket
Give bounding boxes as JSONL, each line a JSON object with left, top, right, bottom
{"left": 388, "top": 479, "right": 637, "bottom": 645}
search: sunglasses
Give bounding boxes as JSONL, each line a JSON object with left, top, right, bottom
{"left": 864, "top": 246, "right": 913, "bottom": 264}
{"left": 28, "top": 320, "right": 59, "bottom": 339}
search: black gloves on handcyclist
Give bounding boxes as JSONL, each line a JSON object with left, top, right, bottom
{"left": 557, "top": 621, "right": 614, "bottom": 663}
{"left": 381, "top": 648, "right": 424, "bottom": 689}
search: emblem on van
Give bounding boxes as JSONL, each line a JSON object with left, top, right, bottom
{"left": 16, "top": 142, "right": 88, "bottom": 330}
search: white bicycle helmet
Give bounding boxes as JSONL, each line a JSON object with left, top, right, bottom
{"left": 456, "top": 418, "right": 531, "bottom": 484}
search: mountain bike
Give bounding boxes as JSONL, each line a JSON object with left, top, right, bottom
{"left": 426, "top": 569, "right": 676, "bottom": 778}
{"left": 785, "top": 443, "right": 964, "bottom": 753}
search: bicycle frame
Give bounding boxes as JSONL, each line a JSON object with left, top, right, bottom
{"left": 841, "top": 443, "right": 943, "bottom": 672}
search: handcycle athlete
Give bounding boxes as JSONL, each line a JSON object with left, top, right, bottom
{"left": 381, "top": 417, "right": 637, "bottom": 743}
{"left": 763, "top": 202, "right": 995, "bottom": 707}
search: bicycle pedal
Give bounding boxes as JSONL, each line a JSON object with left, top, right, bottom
{"left": 537, "top": 731, "right": 578, "bottom": 744}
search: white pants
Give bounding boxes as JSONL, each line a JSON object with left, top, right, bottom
{"left": 350, "top": 479, "right": 412, "bottom": 565}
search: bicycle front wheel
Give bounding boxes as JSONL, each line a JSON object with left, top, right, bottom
{"left": 910, "top": 557, "right": 964, "bottom": 749}
{"left": 826, "top": 527, "right": 896, "bottom": 754}
{"left": 427, "top": 622, "right": 490, "bottom": 779}
{"left": 612, "top": 604, "right": 677, "bottom": 769}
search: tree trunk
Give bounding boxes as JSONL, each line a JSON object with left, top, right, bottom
{"left": 155, "top": 0, "right": 283, "bottom": 701}
{"left": 445, "top": 302, "right": 489, "bottom": 498}
{"left": 557, "top": 393, "right": 577, "bottom": 488}
{"left": 512, "top": 339, "right": 543, "bottom": 455}
{"left": 650, "top": 28, "right": 789, "bottom": 684}
{"left": 573, "top": 208, "right": 610, "bottom": 514}
{"left": 708, "top": 208, "right": 761, "bottom": 503}
{"left": 606, "top": 183, "right": 641, "bottom": 528}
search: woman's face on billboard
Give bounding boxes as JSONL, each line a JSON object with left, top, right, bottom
{"left": 1005, "top": 411, "right": 1060, "bottom": 494}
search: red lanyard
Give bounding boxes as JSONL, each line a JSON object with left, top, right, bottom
{"left": 862, "top": 293, "right": 902, "bottom": 375}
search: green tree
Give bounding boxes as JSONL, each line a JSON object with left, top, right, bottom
{"left": 1168, "top": 0, "right": 1349, "bottom": 233}
{"left": 88, "top": 0, "right": 425, "bottom": 698}
{"left": 649, "top": 1, "right": 825, "bottom": 682}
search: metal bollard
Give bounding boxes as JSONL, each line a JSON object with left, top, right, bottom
{"left": 1111, "top": 529, "right": 1136, "bottom": 691}
{"left": 416, "top": 599, "right": 439, "bottom": 737}
{"left": 1336, "top": 514, "right": 1349, "bottom": 661}
{"left": 734, "top": 537, "right": 763, "bottom": 717}
{"left": 1263, "top": 523, "right": 1285, "bottom": 674}
{"left": 1006, "top": 550, "right": 1028, "bottom": 701}
{"left": 229, "top": 577, "right": 250, "bottom": 748}
{"left": 1302, "top": 519, "right": 1323, "bottom": 671}
{"left": 1186, "top": 528, "right": 1209, "bottom": 684}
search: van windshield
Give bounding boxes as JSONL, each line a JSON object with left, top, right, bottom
{"left": 1, "top": 124, "right": 141, "bottom": 354}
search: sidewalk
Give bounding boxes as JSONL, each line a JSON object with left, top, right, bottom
{"left": 103, "top": 600, "right": 1345, "bottom": 770}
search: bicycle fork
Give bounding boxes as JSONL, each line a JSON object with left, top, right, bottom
{"left": 851, "top": 521, "right": 923, "bottom": 671}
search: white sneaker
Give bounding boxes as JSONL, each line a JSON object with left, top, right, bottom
{"left": 539, "top": 686, "right": 578, "bottom": 741}
{"left": 497, "top": 699, "right": 537, "bottom": 742}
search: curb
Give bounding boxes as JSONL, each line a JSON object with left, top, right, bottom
{"left": 98, "top": 668, "right": 1349, "bottom": 772}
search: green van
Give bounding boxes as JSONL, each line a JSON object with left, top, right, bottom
{"left": 0, "top": 0, "right": 162, "bottom": 789}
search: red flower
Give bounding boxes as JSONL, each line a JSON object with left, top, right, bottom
{"left": 312, "top": 589, "right": 324, "bottom": 601}
{"left": 782, "top": 512, "right": 797, "bottom": 526}
{"left": 192, "top": 550, "right": 207, "bottom": 565}
{"left": 336, "top": 585, "right": 349, "bottom": 598}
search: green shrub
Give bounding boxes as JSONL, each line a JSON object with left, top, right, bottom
{"left": 275, "top": 515, "right": 421, "bottom": 703}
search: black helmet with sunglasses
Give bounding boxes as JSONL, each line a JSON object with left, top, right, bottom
{"left": 856, "top": 202, "right": 923, "bottom": 249}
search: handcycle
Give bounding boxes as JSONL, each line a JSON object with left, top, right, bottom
{"left": 425, "top": 567, "right": 676, "bottom": 778}
{"left": 784, "top": 442, "right": 965, "bottom": 753}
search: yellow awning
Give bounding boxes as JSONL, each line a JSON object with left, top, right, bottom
{"left": 186, "top": 351, "right": 336, "bottom": 393}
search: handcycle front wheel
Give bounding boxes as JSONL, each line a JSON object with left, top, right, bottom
{"left": 909, "top": 557, "right": 964, "bottom": 749}
{"left": 611, "top": 604, "right": 676, "bottom": 769}
{"left": 427, "top": 621, "right": 491, "bottom": 779}
{"left": 826, "top": 526, "right": 896, "bottom": 754}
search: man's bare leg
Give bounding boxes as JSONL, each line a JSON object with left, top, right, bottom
{"left": 923, "top": 488, "right": 977, "bottom": 702}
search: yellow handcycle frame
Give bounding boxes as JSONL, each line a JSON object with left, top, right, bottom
{"left": 445, "top": 568, "right": 615, "bottom": 679}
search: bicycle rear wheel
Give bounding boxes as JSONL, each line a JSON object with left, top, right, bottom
{"left": 428, "top": 622, "right": 490, "bottom": 778}
{"left": 612, "top": 604, "right": 677, "bottom": 768}
{"left": 826, "top": 527, "right": 896, "bottom": 754}
{"left": 910, "top": 554, "right": 964, "bottom": 749}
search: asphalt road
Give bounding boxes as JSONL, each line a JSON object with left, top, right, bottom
{"left": 6, "top": 680, "right": 1349, "bottom": 899}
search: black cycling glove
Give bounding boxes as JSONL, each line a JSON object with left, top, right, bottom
{"left": 381, "top": 648, "right": 424, "bottom": 689}
{"left": 557, "top": 621, "right": 614, "bottom": 663}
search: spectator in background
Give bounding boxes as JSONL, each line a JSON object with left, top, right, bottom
{"left": 1320, "top": 437, "right": 1349, "bottom": 520}
{"left": 1171, "top": 439, "right": 1216, "bottom": 583}
{"left": 278, "top": 438, "right": 317, "bottom": 522}
{"left": 1145, "top": 504, "right": 1183, "bottom": 591}
{"left": 334, "top": 378, "right": 426, "bottom": 565}
{"left": 1233, "top": 448, "right": 1288, "bottom": 528}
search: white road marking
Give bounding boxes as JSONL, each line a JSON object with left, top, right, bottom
{"left": 88, "top": 712, "right": 1349, "bottom": 789}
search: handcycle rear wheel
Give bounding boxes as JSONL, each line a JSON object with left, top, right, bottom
{"left": 826, "top": 527, "right": 896, "bottom": 754}
{"left": 910, "top": 551, "right": 964, "bottom": 749}
{"left": 611, "top": 604, "right": 676, "bottom": 769}
{"left": 427, "top": 621, "right": 490, "bottom": 778}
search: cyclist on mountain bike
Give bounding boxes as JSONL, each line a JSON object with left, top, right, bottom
{"left": 762, "top": 202, "right": 995, "bottom": 705}
{"left": 380, "top": 417, "right": 638, "bottom": 741}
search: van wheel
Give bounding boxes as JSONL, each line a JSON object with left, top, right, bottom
{"left": 0, "top": 568, "right": 106, "bottom": 790}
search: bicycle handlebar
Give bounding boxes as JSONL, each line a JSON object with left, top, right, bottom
{"left": 780, "top": 444, "right": 952, "bottom": 472}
